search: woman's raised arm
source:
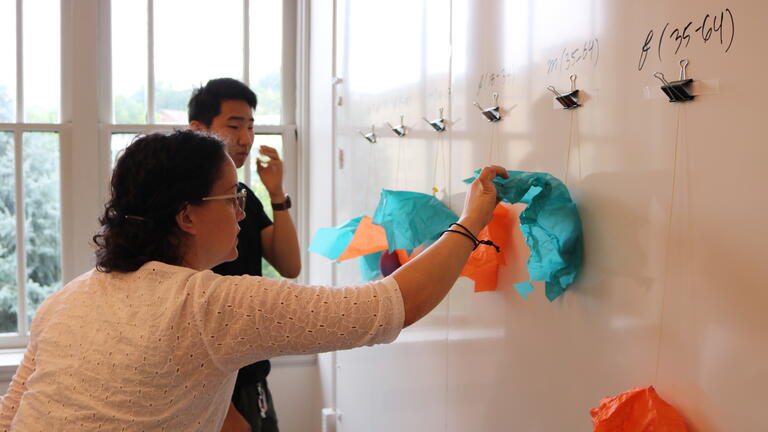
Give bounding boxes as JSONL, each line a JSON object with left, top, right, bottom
{"left": 392, "top": 165, "right": 508, "bottom": 327}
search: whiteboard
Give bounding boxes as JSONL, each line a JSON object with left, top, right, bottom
{"left": 327, "top": 0, "right": 766, "bottom": 430}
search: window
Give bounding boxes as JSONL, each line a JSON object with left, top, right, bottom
{"left": 107, "top": 0, "right": 297, "bottom": 277}
{"left": 0, "top": 0, "right": 63, "bottom": 343}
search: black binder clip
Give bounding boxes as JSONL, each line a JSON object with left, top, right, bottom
{"left": 422, "top": 108, "right": 446, "bottom": 132}
{"left": 386, "top": 115, "right": 407, "bottom": 137}
{"left": 654, "top": 59, "right": 694, "bottom": 103}
{"left": 547, "top": 74, "right": 581, "bottom": 109}
{"left": 473, "top": 92, "right": 502, "bottom": 122}
{"left": 359, "top": 125, "right": 377, "bottom": 143}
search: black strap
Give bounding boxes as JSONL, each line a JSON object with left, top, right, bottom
{"left": 449, "top": 222, "right": 501, "bottom": 253}
{"left": 440, "top": 229, "right": 479, "bottom": 249}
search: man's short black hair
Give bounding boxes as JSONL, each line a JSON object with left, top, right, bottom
{"left": 187, "top": 78, "right": 257, "bottom": 127}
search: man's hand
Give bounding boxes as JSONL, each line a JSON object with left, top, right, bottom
{"left": 255, "top": 145, "right": 285, "bottom": 200}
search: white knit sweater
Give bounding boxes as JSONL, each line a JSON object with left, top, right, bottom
{"left": 0, "top": 261, "right": 404, "bottom": 431}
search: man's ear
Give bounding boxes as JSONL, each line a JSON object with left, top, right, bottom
{"left": 175, "top": 204, "right": 197, "bottom": 235}
{"left": 189, "top": 121, "right": 207, "bottom": 132}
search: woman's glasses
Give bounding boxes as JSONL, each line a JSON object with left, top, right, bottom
{"left": 201, "top": 186, "right": 247, "bottom": 214}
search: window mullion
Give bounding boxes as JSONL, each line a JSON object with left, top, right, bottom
{"left": 147, "top": 0, "right": 155, "bottom": 125}
{"left": 15, "top": 0, "right": 23, "bottom": 123}
{"left": 13, "top": 129, "right": 27, "bottom": 336}
{"left": 243, "top": 0, "right": 249, "bottom": 86}
{"left": 242, "top": 0, "right": 251, "bottom": 186}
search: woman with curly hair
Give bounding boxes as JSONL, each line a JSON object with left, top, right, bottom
{"left": 0, "top": 130, "right": 507, "bottom": 431}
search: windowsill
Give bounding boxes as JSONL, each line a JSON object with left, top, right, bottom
{"left": 0, "top": 350, "right": 25, "bottom": 382}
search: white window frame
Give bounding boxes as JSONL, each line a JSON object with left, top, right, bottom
{"left": 98, "top": 0, "right": 299, "bottom": 201}
{"left": 0, "top": 0, "right": 309, "bottom": 351}
{"left": 0, "top": 0, "right": 67, "bottom": 348}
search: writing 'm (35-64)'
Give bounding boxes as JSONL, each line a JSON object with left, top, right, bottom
{"left": 638, "top": 8, "right": 735, "bottom": 71}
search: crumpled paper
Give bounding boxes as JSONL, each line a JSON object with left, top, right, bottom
{"left": 464, "top": 170, "right": 583, "bottom": 300}
{"left": 308, "top": 216, "right": 388, "bottom": 261}
{"left": 373, "top": 190, "right": 459, "bottom": 252}
{"left": 590, "top": 386, "right": 688, "bottom": 432}
{"left": 460, "top": 203, "right": 513, "bottom": 292}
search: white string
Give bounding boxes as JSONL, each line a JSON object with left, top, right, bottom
{"left": 363, "top": 140, "right": 375, "bottom": 212}
{"left": 564, "top": 110, "right": 576, "bottom": 185}
{"left": 431, "top": 133, "right": 444, "bottom": 196}
{"left": 486, "top": 122, "right": 497, "bottom": 164}
{"left": 653, "top": 105, "right": 683, "bottom": 384}
{"left": 394, "top": 139, "right": 402, "bottom": 190}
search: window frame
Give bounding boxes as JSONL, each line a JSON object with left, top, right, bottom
{"left": 100, "top": 0, "right": 299, "bottom": 194}
{"left": 0, "top": 0, "right": 308, "bottom": 350}
{"left": 0, "top": 0, "right": 66, "bottom": 347}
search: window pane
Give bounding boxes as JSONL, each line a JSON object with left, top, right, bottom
{"left": 23, "top": 0, "right": 60, "bottom": 123}
{"left": 250, "top": 0, "right": 282, "bottom": 125}
{"left": 0, "top": 133, "right": 18, "bottom": 333}
{"left": 154, "top": 0, "right": 243, "bottom": 124}
{"left": 112, "top": 0, "right": 148, "bottom": 124}
{"left": 0, "top": 1, "right": 16, "bottom": 123}
{"left": 110, "top": 133, "right": 137, "bottom": 168}
{"left": 23, "top": 132, "right": 61, "bottom": 326}
{"left": 248, "top": 134, "right": 283, "bottom": 279}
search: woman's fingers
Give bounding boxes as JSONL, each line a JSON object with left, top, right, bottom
{"left": 477, "top": 165, "right": 509, "bottom": 189}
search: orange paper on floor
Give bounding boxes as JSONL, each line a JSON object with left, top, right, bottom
{"left": 460, "top": 203, "right": 514, "bottom": 292}
{"left": 336, "top": 216, "right": 388, "bottom": 261}
{"left": 590, "top": 386, "right": 688, "bottom": 432}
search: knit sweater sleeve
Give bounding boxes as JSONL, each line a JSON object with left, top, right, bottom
{"left": 187, "top": 272, "right": 405, "bottom": 372}
{"left": 0, "top": 335, "right": 37, "bottom": 431}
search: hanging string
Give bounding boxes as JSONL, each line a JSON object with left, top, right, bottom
{"left": 576, "top": 111, "right": 583, "bottom": 181}
{"left": 564, "top": 109, "right": 576, "bottom": 185}
{"left": 394, "top": 139, "right": 403, "bottom": 190}
{"left": 653, "top": 105, "right": 683, "bottom": 384}
{"left": 431, "top": 131, "right": 445, "bottom": 196}
{"left": 363, "top": 138, "right": 376, "bottom": 212}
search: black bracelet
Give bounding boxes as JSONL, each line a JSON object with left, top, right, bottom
{"left": 441, "top": 229, "right": 480, "bottom": 249}
{"left": 449, "top": 223, "right": 501, "bottom": 253}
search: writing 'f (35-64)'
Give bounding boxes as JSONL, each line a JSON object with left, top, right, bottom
{"left": 638, "top": 8, "right": 735, "bottom": 71}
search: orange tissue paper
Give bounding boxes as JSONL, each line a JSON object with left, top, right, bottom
{"left": 460, "top": 203, "right": 513, "bottom": 292}
{"left": 335, "top": 216, "right": 388, "bottom": 261}
{"left": 590, "top": 386, "right": 688, "bottom": 432}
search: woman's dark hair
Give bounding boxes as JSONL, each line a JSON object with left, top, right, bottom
{"left": 93, "top": 130, "right": 228, "bottom": 272}
{"left": 187, "top": 78, "right": 257, "bottom": 127}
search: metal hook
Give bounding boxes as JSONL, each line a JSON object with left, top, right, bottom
{"left": 653, "top": 71, "right": 686, "bottom": 102}
{"left": 386, "top": 115, "right": 407, "bottom": 137}
{"left": 422, "top": 108, "right": 446, "bottom": 132}
{"left": 679, "top": 59, "right": 689, "bottom": 81}
{"left": 570, "top": 74, "right": 577, "bottom": 92}
{"left": 546, "top": 85, "right": 562, "bottom": 97}
{"left": 653, "top": 72, "right": 672, "bottom": 87}
{"left": 473, "top": 93, "right": 502, "bottom": 122}
{"left": 359, "top": 125, "right": 377, "bottom": 143}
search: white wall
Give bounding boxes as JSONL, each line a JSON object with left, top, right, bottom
{"left": 324, "top": 1, "right": 768, "bottom": 431}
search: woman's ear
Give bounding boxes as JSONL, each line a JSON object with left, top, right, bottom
{"left": 175, "top": 204, "right": 197, "bottom": 235}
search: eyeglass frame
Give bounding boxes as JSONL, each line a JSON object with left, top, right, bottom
{"left": 201, "top": 187, "right": 247, "bottom": 214}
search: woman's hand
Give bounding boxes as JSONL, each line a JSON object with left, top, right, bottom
{"left": 458, "top": 165, "right": 509, "bottom": 235}
{"left": 393, "top": 165, "right": 509, "bottom": 327}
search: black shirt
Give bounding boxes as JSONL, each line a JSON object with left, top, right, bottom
{"left": 212, "top": 182, "right": 273, "bottom": 381}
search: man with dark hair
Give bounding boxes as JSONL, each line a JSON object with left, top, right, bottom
{"left": 189, "top": 77, "right": 300, "bottom": 432}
